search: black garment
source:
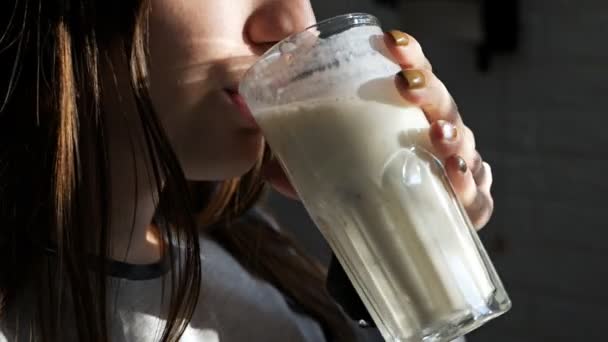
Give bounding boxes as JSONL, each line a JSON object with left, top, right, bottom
{"left": 327, "top": 256, "right": 374, "bottom": 326}
{"left": 327, "top": 256, "right": 384, "bottom": 341}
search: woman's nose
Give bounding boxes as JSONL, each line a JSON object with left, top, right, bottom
{"left": 245, "top": 0, "right": 316, "bottom": 46}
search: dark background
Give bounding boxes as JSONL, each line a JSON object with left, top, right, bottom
{"left": 261, "top": 0, "right": 608, "bottom": 341}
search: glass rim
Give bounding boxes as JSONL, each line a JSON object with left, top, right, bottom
{"left": 282, "top": 13, "right": 380, "bottom": 50}
{"left": 261, "top": 13, "right": 379, "bottom": 59}
{"left": 241, "top": 13, "right": 380, "bottom": 87}
{"left": 303, "top": 12, "right": 380, "bottom": 34}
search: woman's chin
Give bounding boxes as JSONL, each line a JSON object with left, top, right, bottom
{"left": 261, "top": 159, "right": 299, "bottom": 200}
{"left": 183, "top": 141, "right": 264, "bottom": 181}
{"left": 184, "top": 162, "right": 253, "bottom": 181}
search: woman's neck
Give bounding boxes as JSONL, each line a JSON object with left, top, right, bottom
{"left": 103, "top": 55, "right": 164, "bottom": 265}
{"left": 108, "top": 175, "right": 162, "bottom": 265}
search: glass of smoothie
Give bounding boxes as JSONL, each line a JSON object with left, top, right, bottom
{"left": 239, "top": 13, "right": 511, "bottom": 342}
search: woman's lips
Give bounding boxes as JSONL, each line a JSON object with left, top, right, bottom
{"left": 225, "top": 89, "right": 259, "bottom": 129}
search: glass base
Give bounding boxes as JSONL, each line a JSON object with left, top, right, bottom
{"left": 388, "top": 292, "right": 511, "bottom": 342}
{"left": 424, "top": 294, "right": 511, "bottom": 342}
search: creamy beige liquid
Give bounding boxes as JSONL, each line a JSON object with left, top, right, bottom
{"left": 256, "top": 96, "right": 497, "bottom": 341}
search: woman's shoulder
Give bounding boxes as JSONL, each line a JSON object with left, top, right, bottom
{"left": 110, "top": 232, "right": 327, "bottom": 342}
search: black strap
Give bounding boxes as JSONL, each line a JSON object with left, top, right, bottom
{"left": 44, "top": 244, "right": 170, "bottom": 281}
{"left": 104, "top": 254, "right": 170, "bottom": 281}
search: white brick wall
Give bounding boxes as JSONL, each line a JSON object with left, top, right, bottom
{"left": 265, "top": 0, "right": 608, "bottom": 340}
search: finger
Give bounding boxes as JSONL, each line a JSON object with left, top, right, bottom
{"left": 385, "top": 31, "right": 432, "bottom": 70}
{"left": 474, "top": 162, "right": 493, "bottom": 193}
{"left": 429, "top": 120, "right": 461, "bottom": 159}
{"left": 395, "top": 69, "right": 463, "bottom": 126}
{"left": 444, "top": 156, "right": 493, "bottom": 229}
{"left": 466, "top": 190, "right": 494, "bottom": 230}
{"left": 470, "top": 151, "right": 483, "bottom": 181}
{"left": 445, "top": 155, "right": 477, "bottom": 206}
{"left": 429, "top": 121, "right": 478, "bottom": 175}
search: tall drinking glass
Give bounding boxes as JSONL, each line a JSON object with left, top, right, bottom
{"left": 239, "top": 13, "right": 511, "bottom": 342}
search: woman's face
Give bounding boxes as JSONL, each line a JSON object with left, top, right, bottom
{"left": 148, "top": 0, "right": 315, "bottom": 180}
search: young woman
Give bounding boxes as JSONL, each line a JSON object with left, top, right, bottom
{"left": 0, "top": 0, "right": 494, "bottom": 341}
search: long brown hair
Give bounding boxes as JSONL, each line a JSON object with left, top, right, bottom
{"left": 1, "top": 0, "right": 200, "bottom": 340}
{"left": 0, "top": 0, "right": 353, "bottom": 341}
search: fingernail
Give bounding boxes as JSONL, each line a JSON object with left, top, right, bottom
{"left": 388, "top": 30, "right": 409, "bottom": 46}
{"left": 396, "top": 70, "right": 426, "bottom": 89}
{"left": 456, "top": 156, "right": 468, "bottom": 173}
{"left": 438, "top": 120, "right": 457, "bottom": 141}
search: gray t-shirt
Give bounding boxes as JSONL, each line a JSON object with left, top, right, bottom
{"left": 1, "top": 235, "right": 329, "bottom": 341}
{"left": 113, "top": 235, "right": 332, "bottom": 341}
{"left": 0, "top": 233, "right": 468, "bottom": 342}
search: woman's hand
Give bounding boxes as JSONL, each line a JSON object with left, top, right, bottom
{"left": 386, "top": 30, "right": 493, "bottom": 230}
{"left": 263, "top": 30, "right": 494, "bottom": 230}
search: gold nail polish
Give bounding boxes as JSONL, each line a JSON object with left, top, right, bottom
{"left": 388, "top": 30, "right": 410, "bottom": 46}
{"left": 397, "top": 70, "right": 426, "bottom": 89}
{"left": 438, "top": 120, "right": 457, "bottom": 141}
{"left": 457, "top": 156, "right": 468, "bottom": 173}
